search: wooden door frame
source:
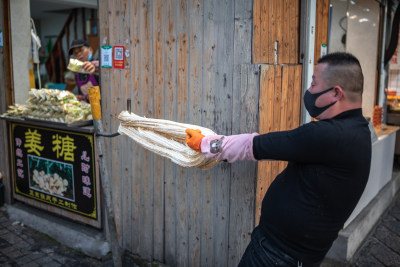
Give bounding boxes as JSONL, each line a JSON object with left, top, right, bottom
{"left": 0, "top": 0, "right": 14, "bottom": 204}
{"left": 2, "top": 0, "right": 13, "bottom": 105}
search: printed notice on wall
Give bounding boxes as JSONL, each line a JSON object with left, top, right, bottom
{"left": 391, "top": 32, "right": 400, "bottom": 70}
{"left": 0, "top": 31, "right": 3, "bottom": 47}
{"left": 101, "top": 46, "right": 112, "bottom": 68}
{"left": 113, "top": 46, "right": 125, "bottom": 69}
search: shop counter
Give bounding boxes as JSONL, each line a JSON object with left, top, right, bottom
{"left": 345, "top": 125, "right": 399, "bottom": 227}
{"left": 327, "top": 125, "right": 400, "bottom": 261}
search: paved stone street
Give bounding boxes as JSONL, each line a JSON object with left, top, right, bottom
{"left": 351, "top": 191, "right": 400, "bottom": 267}
{"left": 0, "top": 205, "right": 153, "bottom": 267}
{"left": 321, "top": 190, "right": 400, "bottom": 267}
{"left": 1, "top": 192, "right": 400, "bottom": 266}
{"left": 0, "top": 205, "right": 109, "bottom": 267}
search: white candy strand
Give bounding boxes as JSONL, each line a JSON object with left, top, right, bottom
{"left": 117, "top": 111, "right": 219, "bottom": 169}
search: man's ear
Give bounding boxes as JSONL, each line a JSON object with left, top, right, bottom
{"left": 332, "top": 86, "right": 344, "bottom": 102}
{"left": 88, "top": 47, "right": 93, "bottom": 54}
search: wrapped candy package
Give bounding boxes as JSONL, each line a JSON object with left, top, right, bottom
{"left": 0, "top": 89, "right": 92, "bottom": 123}
{"left": 67, "top": 58, "right": 94, "bottom": 74}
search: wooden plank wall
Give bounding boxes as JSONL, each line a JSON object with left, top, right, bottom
{"left": 255, "top": 65, "right": 302, "bottom": 223}
{"left": 98, "top": 0, "right": 257, "bottom": 266}
{"left": 253, "top": 0, "right": 300, "bottom": 64}
{"left": 252, "top": 0, "right": 303, "bottom": 223}
{"left": 314, "top": 0, "right": 330, "bottom": 62}
{"left": 0, "top": 0, "right": 13, "bottom": 204}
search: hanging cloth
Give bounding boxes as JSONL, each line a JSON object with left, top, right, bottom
{"left": 30, "top": 18, "right": 42, "bottom": 88}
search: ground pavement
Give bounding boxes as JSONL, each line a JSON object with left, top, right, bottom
{"left": 321, "top": 190, "right": 400, "bottom": 267}
{"left": 1, "top": 192, "right": 400, "bottom": 267}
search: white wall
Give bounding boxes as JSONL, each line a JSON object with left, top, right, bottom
{"left": 346, "top": 0, "right": 380, "bottom": 119}
{"left": 344, "top": 132, "right": 396, "bottom": 227}
{"left": 10, "top": 0, "right": 31, "bottom": 104}
{"left": 329, "top": 0, "right": 348, "bottom": 53}
{"left": 38, "top": 15, "right": 69, "bottom": 54}
{"left": 328, "top": 0, "right": 380, "bottom": 119}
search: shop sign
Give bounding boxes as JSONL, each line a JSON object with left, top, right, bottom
{"left": 113, "top": 45, "right": 125, "bottom": 69}
{"left": 11, "top": 122, "right": 98, "bottom": 220}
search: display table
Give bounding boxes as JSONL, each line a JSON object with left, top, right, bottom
{"left": 345, "top": 125, "right": 399, "bottom": 226}
{"left": 3, "top": 117, "right": 101, "bottom": 228}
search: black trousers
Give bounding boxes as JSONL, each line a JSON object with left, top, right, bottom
{"left": 237, "top": 227, "right": 321, "bottom": 267}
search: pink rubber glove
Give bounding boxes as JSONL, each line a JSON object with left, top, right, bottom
{"left": 200, "top": 133, "right": 259, "bottom": 163}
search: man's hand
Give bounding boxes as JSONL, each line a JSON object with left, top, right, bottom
{"left": 185, "top": 129, "right": 205, "bottom": 152}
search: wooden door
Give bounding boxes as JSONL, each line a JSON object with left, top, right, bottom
{"left": 255, "top": 65, "right": 302, "bottom": 223}
{"left": 253, "top": 0, "right": 300, "bottom": 64}
{"left": 253, "top": 0, "right": 303, "bottom": 224}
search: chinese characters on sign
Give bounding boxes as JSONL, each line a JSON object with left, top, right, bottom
{"left": 11, "top": 123, "right": 98, "bottom": 220}
{"left": 15, "top": 137, "right": 24, "bottom": 179}
{"left": 52, "top": 134, "right": 77, "bottom": 161}
{"left": 25, "top": 129, "right": 44, "bottom": 156}
{"left": 81, "top": 150, "right": 92, "bottom": 198}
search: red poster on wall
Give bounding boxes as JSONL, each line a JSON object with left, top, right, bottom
{"left": 390, "top": 32, "right": 400, "bottom": 70}
{"left": 113, "top": 46, "right": 125, "bottom": 69}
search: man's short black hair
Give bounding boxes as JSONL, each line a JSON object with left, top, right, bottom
{"left": 68, "top": 39, "right": 90, "bottom": 56}
{"left": 318, "top": 52, "right": 361, "bottom": 68}
{"left": 317, "top": 52, "right": 364, "bottom": 100}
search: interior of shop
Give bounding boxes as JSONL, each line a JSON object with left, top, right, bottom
{"left": 329, "top": 0, "right": 400, "bottom": 159}
{"left": 326, "top": 0, "right": 400, "bottom": 229}
{"left": 329, "top": 0, "right": 380, "bottom": 120}
{"left": 11, "top": 0, "right": 98, "bottom": 104}
{"left": 322, "top": 2, "right": 400, "bottom": 260}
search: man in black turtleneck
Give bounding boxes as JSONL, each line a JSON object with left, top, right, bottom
{"left": 185, "top": 52, "right": 372, "bottom": 266}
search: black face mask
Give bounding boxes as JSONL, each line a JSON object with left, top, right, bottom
{"left": 303, "top": 87, "right": 337, "bottom": 118}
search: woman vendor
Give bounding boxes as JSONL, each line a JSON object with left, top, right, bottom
{"left": 68, "top": 39, "right": 99, "bottom": 102}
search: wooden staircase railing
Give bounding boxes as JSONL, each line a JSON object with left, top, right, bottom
{"left": 45, "top": 8, "right": 96, "bottom": 84}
